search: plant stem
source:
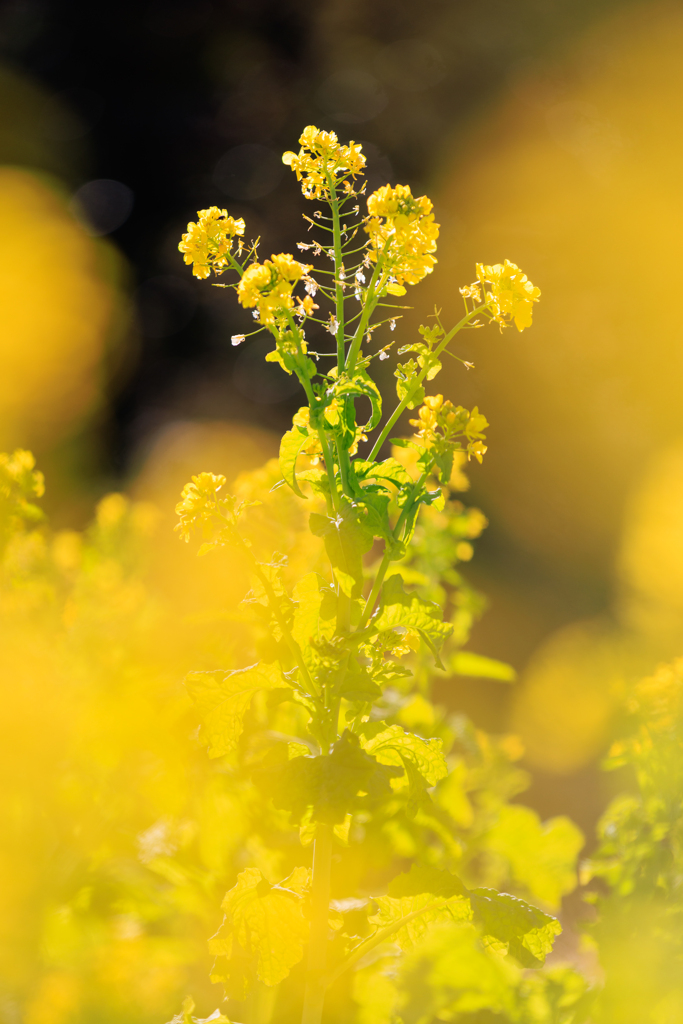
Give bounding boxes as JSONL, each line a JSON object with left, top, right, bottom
{"left": 301, "top": 822, "right": 334, "bottom": 1024}
{"left": 326, "top": 174, "right": 346, "bottom": 370}
{"left": 366, "top": 304, "right": 487, "bottom": 463}
{"left": 358, "top": 546, "right": 392, "bottom": 631}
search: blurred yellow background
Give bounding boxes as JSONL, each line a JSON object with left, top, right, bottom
{"left": 3, "top": 1, "right": 683, "bottom": 1019}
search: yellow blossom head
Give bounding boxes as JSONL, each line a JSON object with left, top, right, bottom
{"left": 476, "top": 259, "right": 540, "bottom": 331}
{"left": 282, "top": 125, "right": 366, "bottom": 200}
{"left": 237, "top": 253, "right": 313, "bottom": 326}
{"left": 409, "top": 395, "right": 489, "bottom": 465}
{"left": 365, "top": 184, "right": 439, "bottom": 287}
{"left": 178, "top": 206, "right": 246, "bottom": 279}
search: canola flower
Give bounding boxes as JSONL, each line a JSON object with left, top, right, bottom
{"left": 475, "top": 259, "right": 541, "bottom": 332}
{"left": 178, "top": 206, "right": 245, "bottom": 279}
{"left": 282, "top": 125, "right": 366, "bottom": 200}
{"left": 365, "top": 183, "right": 440, "bottom": 289}
{"left": 237, "top": 253, "right": 313, "bottom": 326}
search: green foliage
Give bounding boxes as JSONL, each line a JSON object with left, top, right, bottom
{"left": 582, "top": 658, "right": 683, "bottom": 1023}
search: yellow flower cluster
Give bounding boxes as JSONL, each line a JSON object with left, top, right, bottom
{"left": 178, "top": 207, "right": 245, "bottom": 280}
{"left": 476, "top": 260, "right": 540, "bottom": 332}
{"left": 410, "top": 394, "right": 488, "bottom": 463}
{"left": 175, "top": 472, "right": 228, "bottom": 542}
{"left": 365, "top": 184, "right": 439, "bottom": 288}
{"left": 237, "top": 253, "right": 312, "bottom": 326}
{"left": 282, "top": 125, "right": 366, "bottom": 200}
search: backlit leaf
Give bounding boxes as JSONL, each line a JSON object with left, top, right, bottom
{"left": 279, "top": 425, "right": 309, "bottom": 497}
{"left": 209, "top": 867, "right": 309, "bottom": 993}
{"left": 185, "top": 662, "right": 283, "bottom": 758}
{"left": 372, "top": 574, "right": 453, "bottom": 664}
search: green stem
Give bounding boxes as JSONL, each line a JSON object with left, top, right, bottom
{"left": 366, "top": 304, "right": 488, "bottom": 463}
{"left": 358, "top": 547, "right": 392, "bottom": 631}
{"left": 346, "top": 259, "right": 384, "bottom": 374}
{"left": 316, "top": 427, "right": 341, "bottom": 516}
{"left": 356, "top": 471, "right": 429, "bottom": 631}
{"left": 326, "top": 174, "right": 346, "bottom": 370}
{"left": 301, "top": 822, "right": 334, "bottom": 1024}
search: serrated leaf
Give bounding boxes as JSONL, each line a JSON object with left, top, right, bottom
{"left": 185, "top": 662, "right": 282, "bottom": 758}
{"left": 370, "top": 865, "right": 470, "bottom": 951}
{"left": 372, "top": 575, "right": 453, "bottom": 664}
{"left": 469, "top": 888, "right": 562, "bottom": 968}
{"left": 451, "top": 651, "right": 517, "bottom": 682}
{"left": 360, "top": 722, "right": 448, "bottom": 790}
{"left": 374, "top": 867, "right": 561, "bottom": 967}
{"left": 209, "top": 867, "right": 309, "bottom": 993}
{"left": 279, "top": 425, "right": 309, "bottom": 497}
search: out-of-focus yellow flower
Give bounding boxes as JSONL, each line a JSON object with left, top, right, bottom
{"left": 178, "top": 206, "right": 245, "bottom": 279}
{"left": 175, "top": 471, "right": 227, "bottom": 542}
{"left": 282, "top": 125, "right": 366, "bottom": 200}
{"left": 237, "top": 253, "right": 312, "bottom": 326}
{"left": 476, "top": 260, "right": 540, "bottom": 332}
{"left": 365, "top": 184, "right": 439, "bottom": 287}
{"left": 629, "top": 658, "right": 683, "bottom": 733}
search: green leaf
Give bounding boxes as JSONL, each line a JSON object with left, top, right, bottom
{"left": 185, "top": 662, "right": 282, "bottom": 758}
{"left": 394, "top": 359, "right": 425, "bottom": 410}
{"left": 359, "top": 722, "right": 448, "bottom": 813}
{"left": 481, "top": 805, "right": 584, "bottom": 908}
{"left": 209, "top": 867, "right": 309, "bottom": 995}
{"left": 310, "top": 502, "right": 374, "bottom": 598}
{"left": 370, "top": 865, "right": 470, "bottom": 951}
{"left": 330, "top": 371, "right": 383, "bottom": 431}
{"left": 373, "top": 575, "right": 453, "bottom": 666}
{"left": 451, "top": 651, "right": 517, "bottom": 682}
{"left": 352, "top": 458, "right": 412, "bottom": 493}
{"left": 469, "top": 888, "right": 562, "bottom": 968}
{"left": 374, "top": 867, "right": 561, "bottom": 967}
{"left": 279, "top": 426, "right": 309, "bottom": 497}
{"left": 255, "top": 731, "right": 402, "bottom": 824}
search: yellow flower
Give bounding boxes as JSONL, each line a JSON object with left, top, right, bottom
{"left": 175, "top": 472, "right": 227, "bottom": 542}
{"left": 237, "top": 254, "right": 313, "bottom": 326}
{"left": 365, "top": 184, "right": 439, "bottom": 287}
{"left": 409, "top": 395, "right": 488, "bottom": 465}
{"left": 282, "top": 125, "right": 366, "bottom": 200}
{"left": 178, "top": 207, "right": 245, "bottom": 279}
{"left": 476, "top": 259, "right": 540, "bottom": 331}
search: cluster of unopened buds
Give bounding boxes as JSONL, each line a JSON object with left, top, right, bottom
{"left": 410, "top": 394, "right": 489, "bottom": 464}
